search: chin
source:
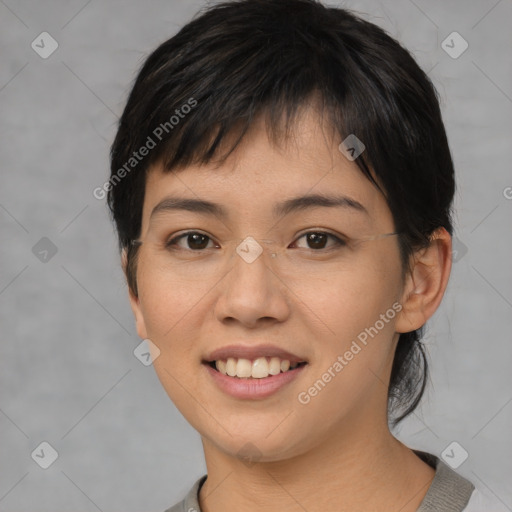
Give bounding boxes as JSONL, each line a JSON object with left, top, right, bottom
{"left": 201, "top": 422, "right": 312, "bottom": 464}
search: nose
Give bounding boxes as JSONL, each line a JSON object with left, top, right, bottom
{"left": 213, "top": 239, "right": 290, "bottom": 328}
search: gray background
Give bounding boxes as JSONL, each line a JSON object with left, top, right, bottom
{"left": 1, "top": 0, "right": 511, "bottom": 511}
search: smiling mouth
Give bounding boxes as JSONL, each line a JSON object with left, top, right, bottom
{"left": 205, "top": 357, "right": 308, "bottom": 379}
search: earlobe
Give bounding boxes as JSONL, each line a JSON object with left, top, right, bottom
{"left": 122, "top": 248, "right": 148, "bottom": 340}
{"left": 395, "top": 228, "right": 452, "bottom": 334}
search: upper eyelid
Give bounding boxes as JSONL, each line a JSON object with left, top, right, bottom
{"left": 167, "top": 231, "right": 218, "bottom": 247}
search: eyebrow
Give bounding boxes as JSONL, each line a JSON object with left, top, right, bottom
{"left": 149, "top": 193, "right": 368, "bottom": 220}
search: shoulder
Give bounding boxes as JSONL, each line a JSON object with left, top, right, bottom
{"left": 415, "top": 450, "right": 474, "bottom": 511}
{"left": 414, "top": 450, "right": 508, "bottom": 512}
{"left": 162, "top": 475, "right": 207, "bottom": 512}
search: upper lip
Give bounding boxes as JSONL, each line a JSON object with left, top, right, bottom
{"left": 204, "top": 344, "right": 308, "bottom": 364}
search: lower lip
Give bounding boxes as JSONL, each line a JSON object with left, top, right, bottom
{"left": 203, "top": 363, "right": 307, "bottom": 399}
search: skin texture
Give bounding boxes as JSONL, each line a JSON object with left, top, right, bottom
{"left": 125, "top": 106, "right": 452, "bottom": 512}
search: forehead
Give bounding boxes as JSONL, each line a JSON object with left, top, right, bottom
{"left": 142, "top": 109, "right": 394, "bottom": 230}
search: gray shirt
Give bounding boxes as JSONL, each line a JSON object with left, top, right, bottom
{"left": 164, "top": 451, "right": 476, "bottom": 512}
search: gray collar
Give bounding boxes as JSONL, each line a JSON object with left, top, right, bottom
{"left": 170, "top": 450, "right": 474, "bottom": 512}
{"left": 414, "top": 450, "right": 474, "bottom": 511}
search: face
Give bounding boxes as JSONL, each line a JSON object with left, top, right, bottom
{"left": 128, "top": 107, "right": 408, "bottom": 462}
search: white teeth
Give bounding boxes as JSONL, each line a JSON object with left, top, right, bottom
{"left": 251, "top": 357, "right": 269, "bottom": 378}
{"left": 214, "top": 357, "right": 304, "bottom": 378}
{"left": 268, "top": 357, "right": 281, "bottom": 375}
{"left": 226, "top": 357, "right": 237, "bottom": 377}
{"left": 236, "top": 358, "right": 252, "bottom": 378}
{"left": 216, "top": 359, "right": 227, "bottom": 374}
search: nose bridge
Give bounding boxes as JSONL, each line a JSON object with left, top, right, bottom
{"left": 228, "top": 236, "right": 280, "bottom": 285}
{"left": 214, "top": 236, "right": 288, "bottom": 325}
{"left": 234, "top": 236, "right": 277, "bottom": 264}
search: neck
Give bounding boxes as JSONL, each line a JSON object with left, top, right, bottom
{"left": 198, "top": 415, "right": 435, "bottom": 512}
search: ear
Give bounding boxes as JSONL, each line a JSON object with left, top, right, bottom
{"left": 395, "top": 227, "right": 452, "bottom": 333}
{"left": 122, "top": 248, "right": 148, "bottom": 340}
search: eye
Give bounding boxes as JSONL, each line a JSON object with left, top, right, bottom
{"left": 292, "top": 231, "right": 347, "bottom": 250}
{"left": 165, "top": 231, "right": 217, "bottom": 251}
{"left": 164, "top": 230, "right": 347, "bottom": 253}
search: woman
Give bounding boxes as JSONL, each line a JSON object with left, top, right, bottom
{"left": 107, "top": 1, "right": 506, "bottom": 510}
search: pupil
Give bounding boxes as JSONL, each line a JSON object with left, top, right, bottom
{"left": 189, "top": 233, "right": 209, "bottom": 249}
{"left": 308, "top": 233, "right": 327, "bottom": 249}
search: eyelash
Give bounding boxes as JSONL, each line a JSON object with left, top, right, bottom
{"left": 164, "top": 230, "right": 348, "bottom": 252}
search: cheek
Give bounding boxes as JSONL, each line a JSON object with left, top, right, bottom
{"left": 294, "top": 275, "right": 401, "bottom": 433}
{"left": 136, "top": 264, "right": 208, "bottom": 418}
{"left": 136, "top": 253, "right": 213, "bottom": 339}
{"left": 135, "top": 259, "right": 209, "bottom": 398}
{"left": 301, "top": 250, "right": 403, "bottom": 386}
{"left": 310, "top": 253, "right": 402, "bottom": 333}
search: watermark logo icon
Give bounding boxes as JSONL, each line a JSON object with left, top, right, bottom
{"left": 236, "top": 236, "right": 263, "bottom": 264}
{"left": 32, "top": 237, "right": 58, "bottom": 263}
{"left": 237, "top": 442, "right": 263, "bottom": 468}
{"left": 451, "top": 237, "right": 468, "bottom": 263}
{"left": 339, "top": 134, "right": 365, "bottom": 161}
{"left": 134, "top": 339, "right": 161, "bottom": 366}
{"left": 441, "top": 32, "right": 468, "bottom": 59}
{"left": 31, "top": 441, "right": 59, "bottom": 469}
{"left": 31, "top": 32, "right": 59, "bottom": 59}
{"left": 441, "top": 441, "right": 468, "bottom": 469}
